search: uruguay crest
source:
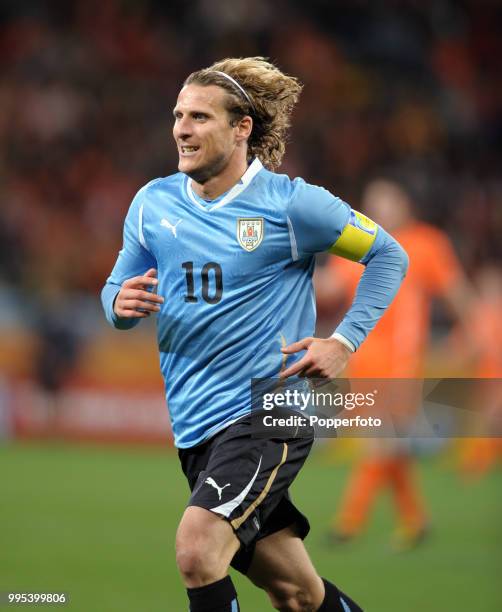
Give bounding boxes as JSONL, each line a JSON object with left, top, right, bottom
{"left": 237, "top": 218, "right": 264, "bottom": 251}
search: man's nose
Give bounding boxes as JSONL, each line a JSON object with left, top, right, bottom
{"left": 174, "top": 117, "right": 192, "bottom": 139}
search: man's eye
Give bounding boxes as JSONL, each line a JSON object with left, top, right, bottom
{"left": 193, "top": 113, "right": 207, "bottom": 121}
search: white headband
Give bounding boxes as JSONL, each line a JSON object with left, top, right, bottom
{"left": 212, "top": 70, "right": 256, "bottom": 114}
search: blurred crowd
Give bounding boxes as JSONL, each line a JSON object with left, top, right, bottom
{"left": 1, "top": 0, "right": 500, "bottom": 303}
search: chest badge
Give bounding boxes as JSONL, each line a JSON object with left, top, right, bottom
{"left": 237, "top": 218, "right": 264, "bottom": 252}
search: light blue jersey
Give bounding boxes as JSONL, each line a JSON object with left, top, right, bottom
{"left": 102, "top": 159, "right": 408, "bottom": 447}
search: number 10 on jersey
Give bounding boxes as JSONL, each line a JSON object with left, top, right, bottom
{"left": 182, "top": 261, "right": 223, "bottom": 305}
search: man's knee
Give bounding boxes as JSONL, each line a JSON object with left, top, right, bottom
{"left": 175, "top": 507, "right": 239, "bottom": 586}
{"left": 176, "top": 542, "right": 220, "bottom": 584}
{"left": 175, "top": 525, "right": 224, "bottom": 583}
{"left": 264, "top": 578, "right": 319, "bottom": 612}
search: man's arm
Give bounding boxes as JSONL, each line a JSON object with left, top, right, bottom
{"left": 330, "top": 222, "right": 409, "bottom": 351}
{"left": 281, "top": 225, "right": 408, "bottom": 378}
{"left": 281, "top": 183, "right": 408, "bottom": 378}
{"left": 101, "top": 185, "right": 164, "bottom": 330}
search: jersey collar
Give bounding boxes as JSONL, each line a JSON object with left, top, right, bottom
{"left": 186, "top": 158, "right": 263, "bottom": 212}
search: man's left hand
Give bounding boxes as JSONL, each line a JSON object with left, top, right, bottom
{"left": 279, "top": 337, "right": 351, "bottom": 379}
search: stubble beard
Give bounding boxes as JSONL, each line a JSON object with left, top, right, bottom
{"left": 183, "top": 151, "right": 228, "bottom": 185}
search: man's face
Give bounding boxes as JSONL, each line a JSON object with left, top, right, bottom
{"left": 173, "top": 84, "right": 241, "bottom": 184}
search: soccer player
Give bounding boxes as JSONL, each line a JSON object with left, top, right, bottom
{"left": 316, "top": 178, "right": 472, "bottom": 550}
{"left": 102, "top": 57, "right": 408, "bottom": 612}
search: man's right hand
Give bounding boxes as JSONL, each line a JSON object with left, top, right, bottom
{"left": 113, "top": 268, "right": 164, "bottom": 319}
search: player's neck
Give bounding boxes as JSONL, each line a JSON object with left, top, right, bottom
{"left": 191, "top": 155, "right": 249, "bottom": 201}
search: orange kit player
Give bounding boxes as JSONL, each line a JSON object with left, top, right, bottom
{"left": 316, "top": 177, "right": 473, "bottom": 549}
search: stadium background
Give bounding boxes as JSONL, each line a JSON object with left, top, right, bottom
{"left": 0, "top": 1, "right": 500, "bottom": 610}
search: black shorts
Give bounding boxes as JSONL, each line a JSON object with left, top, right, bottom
{"left": 178, "top": 415, "right": 314, "bottom": 574}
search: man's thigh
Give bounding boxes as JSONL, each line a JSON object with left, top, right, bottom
{"left": 180, "top": 417, "right": 314, "bottom": 571}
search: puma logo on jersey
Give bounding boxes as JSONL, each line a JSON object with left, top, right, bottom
{"left": 160, "top": 217, "right": 182, "bottom": 237}
{"left": 205, "top": 477, "right": 231, "bottom": 500}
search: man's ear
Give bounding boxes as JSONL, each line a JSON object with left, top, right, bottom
{"left": 235, "top": 115, "right": 253, "bottom": 142}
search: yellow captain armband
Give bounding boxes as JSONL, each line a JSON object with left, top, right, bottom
{"left": 328, "top": 210, "right": 378, "bottom": 261}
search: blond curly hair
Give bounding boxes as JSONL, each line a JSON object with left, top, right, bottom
{"left": 184, "top": 57, "right": 302, "bottom": 170}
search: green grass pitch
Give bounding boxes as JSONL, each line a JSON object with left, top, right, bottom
{"left": 1, "top": 442, "right": 501, "bottom": 611}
